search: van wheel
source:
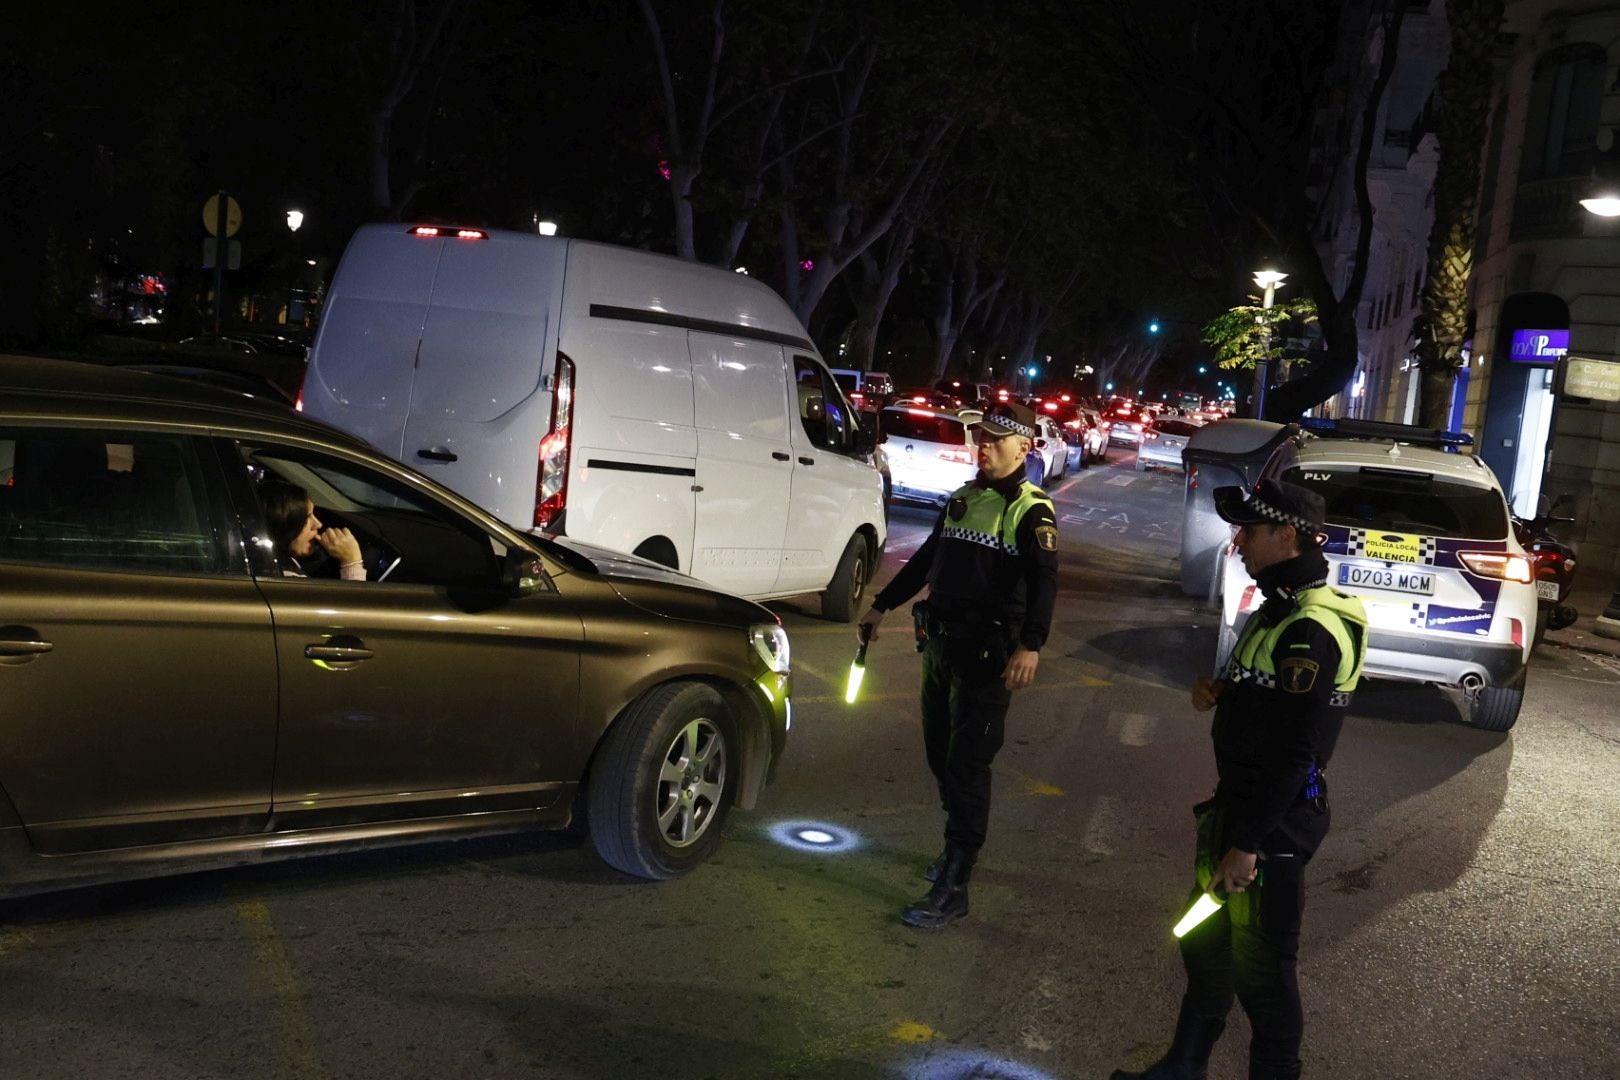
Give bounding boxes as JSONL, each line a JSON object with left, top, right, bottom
{"left": 821, "top": 534, "right": 869, "bottom": 622}
{"left": 633, "top": 537, "right": 679, "bottom": 570}
{"left": 588, "top": 682, "right": 737, "bottom": 880}
{"left": 1467, "top": 680, "right": 1523, "bottom": 732}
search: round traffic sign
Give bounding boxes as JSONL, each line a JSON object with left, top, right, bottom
{"left": 202, "top": 194, "right": 243, "bottom": 238}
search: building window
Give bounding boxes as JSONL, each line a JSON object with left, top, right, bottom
{"left": 1519, "top": 44, "right": 1605, "bottom": 183}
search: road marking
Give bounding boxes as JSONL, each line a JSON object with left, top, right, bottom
{"left": 1111, "top": 711, "right": 1157, "bottom": 746}
{"left": 891, "top": 1021, "right": 942, "bottom": 1043}
{"left": 1027, "top": 779, "right": 1065, "bottom": 797}
{"left": 1105, "top": 475, "right": 1136, "bottom": 487}
{"left": 794, "top": 673, "right": 1110, "bottom": 705}
{"left": 236, "top": 900, "right": 323, "bottom": 1080}
{"left": 1050, "top": 475, "right": 1082, "bottom": 498}
{"left": 1082, "top": 794, "right": 1121, "bottom": 855}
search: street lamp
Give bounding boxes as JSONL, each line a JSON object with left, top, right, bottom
{"left": 1252, "top": 269, "right": 1288, "bottom": 418}
{"left": 285, "top": 209, "right": 304, "bottom": 233}
{"left": 537, "top": 219, "right": 559, "bottom": 236}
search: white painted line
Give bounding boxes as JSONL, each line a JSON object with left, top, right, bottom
{"left": 1050, "top": 475, "right": 1082, "bottom": 498}
{"left": 1105, "top": 475, "right": 1136, "bottom": 487}
{"left": 1081, "top": 794, "right": 1120, "bottom": 856}
{"left": 1112, "top": 711, "right": 1157, "bottom": 746}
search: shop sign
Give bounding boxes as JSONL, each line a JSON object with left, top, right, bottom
{"left": 1564, "top": 357, "right": 1620, "bottom": 402}
{"left": 1509, "top": 328, "right": 1567, "bottom": 364}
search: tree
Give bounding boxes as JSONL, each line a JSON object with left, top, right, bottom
{"left": 1414, "top": 0, "right": 1506, "bottom": 427}
{"left": 363, "top": 0, "right": 470, "bottom": 219}
{"left": 1202, "top": 296, "right": 1320, "bottom": 372}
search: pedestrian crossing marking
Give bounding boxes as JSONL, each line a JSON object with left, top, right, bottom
{"left": 1105, "top": 475, "right": 1136, "bottom": 486}
{"left": 1082, "top": 794, "right": 1121, "bottom": 856}
{"left": 1112, "top": 711, "right": 1157, "bottom": 746}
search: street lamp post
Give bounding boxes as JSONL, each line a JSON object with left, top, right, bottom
{"left": 1252, "top": 269, "right": 1287, "bottom": 419}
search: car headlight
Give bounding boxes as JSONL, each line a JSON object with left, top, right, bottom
{"left": 750, "top": 623, "right": 791, "bottom": 674}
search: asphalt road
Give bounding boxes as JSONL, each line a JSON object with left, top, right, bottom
{"left": 3, "top": 448, "right": 1617, "bottom": 1080}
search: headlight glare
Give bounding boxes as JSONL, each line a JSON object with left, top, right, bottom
{"left": 750, "top": 623, "right": 791, "bottom": 674}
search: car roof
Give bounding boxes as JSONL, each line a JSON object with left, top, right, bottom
{"left": 1294, "top": 433, "right": 1502, "bottom": 490}
{"left": 0, "top": 353, "right": 367, "bottom": 448}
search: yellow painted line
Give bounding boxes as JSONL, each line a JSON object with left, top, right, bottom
{"left": 1027, "top": 780, "right": 1065, "bottom": 797}
{"left": 891, "top": 1020, "right": 943, "bottom": 1043}
{"left": 236, "top": 900, "right": 324, "bottom": 1080}
{"left": 0, "top": 927, "right": 37, "bottom": 957}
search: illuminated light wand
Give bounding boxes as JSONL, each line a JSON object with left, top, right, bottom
{"left": 1173, "top": 855, "right": 1273, "bottom": 937}
{"left": 845, "top": 622, "right": 874, "bottom": 704}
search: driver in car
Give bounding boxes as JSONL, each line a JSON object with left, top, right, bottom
{"left": 259, "top": 479, "right": 367, "bottom": 581}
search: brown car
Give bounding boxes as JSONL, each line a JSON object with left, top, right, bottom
{"left": 0, "top": 355, "right": 791, "bottom": 896}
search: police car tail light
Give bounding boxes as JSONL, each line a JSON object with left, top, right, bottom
{"left": 534, "top": 353, "right": 575, "bottom": 530}
{"left": 937, "top": 448, "right": 974, "bottom": 465}
{"left": 1458, "top": 551, "right": 1532, "bottom": 584}
{"left": 1510, "top": 618, "right": 1524, "bottom": 649}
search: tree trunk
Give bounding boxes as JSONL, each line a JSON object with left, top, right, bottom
{"left": 1415, "top": 0, "right": 1505, "bottom": 427}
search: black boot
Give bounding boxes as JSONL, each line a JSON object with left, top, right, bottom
{"left": 1108, "top": 1000, "right": 1225, "bottom": 1080}
{"left": 923, "top": 849, "right": 948, "bottom": 882}
{"left": 902, "top": 846, "right": 973, "bottom": 929}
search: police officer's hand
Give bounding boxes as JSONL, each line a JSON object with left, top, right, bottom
{"left": 1003, "top": 647, "right": 1038, "bottom": 690}
{"left": 1213, "top": 847, "right": 1259, "bottom": 893}
{"left": 857, "top": 607, "right": 884, "bottom": 643}
{"left": 1191, "top": 677, "right": 1225, "bottom": 712}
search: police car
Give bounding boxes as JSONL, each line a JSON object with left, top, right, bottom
{"left": 1216, "top": 419, "right": 1536, "bottom": 731}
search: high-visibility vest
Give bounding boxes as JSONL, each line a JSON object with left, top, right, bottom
{"left": 1228, "top": 584, "right": 1368, "bottom": 702}
{"left": 939, "top": 481, "right": 1054, "bottom": 555}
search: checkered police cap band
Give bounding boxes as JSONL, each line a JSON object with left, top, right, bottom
{"left": 981, "top": 413, "right": 1037, "bottom": 438}
{"left": 1247, "top": 494, "right": 1317, "bottom": 533}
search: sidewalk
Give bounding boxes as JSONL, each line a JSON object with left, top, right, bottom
{"left": 1541, "top": 581, "right": 1620, "bottom": 659}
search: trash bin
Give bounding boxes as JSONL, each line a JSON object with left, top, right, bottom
{"left": 1179, "top": 420, "right": 1296, "bottom": 599}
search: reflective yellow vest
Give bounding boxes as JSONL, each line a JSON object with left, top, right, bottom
{"left": 940, "top": 481, "right": 1054, "bottom": 554}
{"left": 1229, "top": 585, "right": 1368, "bottom": 701}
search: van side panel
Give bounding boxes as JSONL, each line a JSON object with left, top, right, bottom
{"left": 402, "top": 234, "right": 566, "bottom": 526}
{"left": 305, "top": 227, "right": 443, "bottom": 459}
{"left": 688, "top": 332, "right": 792, "bottom": 595}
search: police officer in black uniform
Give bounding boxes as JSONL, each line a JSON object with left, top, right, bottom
{"left": 1110, "top": 479, "right": 1366, "bottom": 1080}
{"left": 858, "top": 401, "right": 1059, "bottom": 930}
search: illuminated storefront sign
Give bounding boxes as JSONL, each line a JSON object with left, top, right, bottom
{"left": 1508, "top": 328, "right": 1567, "bottom": 364}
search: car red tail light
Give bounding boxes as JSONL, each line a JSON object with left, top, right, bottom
{"left": 1458, "top": 551, "right": 1533, "bottom": 583}
{"left": 1131, "top": 422, "right": 1143, "bottom": 431}
{"left": 1064, "top": 420, "right": 1082, "bottom": 429}
{"left": 1239, "top": 584, "right": 1259, "bottom": 613}
{"left": 1510, "top": 617, "right": 1524, "bottom": 649}
{"left": 534, "top": 353, "right": 575, "bottom": 530}
{"left": 294, "top": 389, "right": 304, "bottom": 412}
{"left": 937, "top": 448, "right": 974, "bottom": 465}
{"left": 1188, "top": 465, "right": 1199, "bottom": 489}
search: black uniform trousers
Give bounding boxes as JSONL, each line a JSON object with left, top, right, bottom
{"left": 1177, "top": 800, "right": 1328, "bottom": 1076}
{"left": 918, "top": 625, "right": 1013, "bottom": 853}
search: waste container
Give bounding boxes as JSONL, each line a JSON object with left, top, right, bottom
{"left": 1179, "top": 420, "right": 1296, "bottom": 599}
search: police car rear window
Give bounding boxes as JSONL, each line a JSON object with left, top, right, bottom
{"left": 881, "top": 411, "right": 968, "bottom": 445}
{"left": 1284, "top": 466, "right": 1509, "bottom": 539}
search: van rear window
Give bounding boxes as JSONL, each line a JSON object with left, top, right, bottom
{"left": 1283, "top": 466, "right": 1509, "bottom": 539}
{"left": 881, "top": 411, "right": 967, "bottom": 445}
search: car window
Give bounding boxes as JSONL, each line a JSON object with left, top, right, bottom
{"left": 1284, "top": 464, "right": 1510, "bottom": 539}
{"left": 0, "top": 428, "right": 232, "bottom": 575}
{"left": 1153, "top": 420, "right": 1200, "bottom": 436}
{"left": 880, "top": 410, "right": 968, "bottom": 445}
{"left": 792, "top": 355, "right": 855, "bottom": 452}
{"left": 238, "top": 444, "right": 502, "bottom": 588}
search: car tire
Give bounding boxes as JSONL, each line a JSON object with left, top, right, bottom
{"left": 822, "top": 533, "right": 870, "bottom": 622}
{"left": 1468, "top": 679, "right": 1524, "bottom": 732}
{"left": 588, "top": 682, "right": 738, "bottom": 879}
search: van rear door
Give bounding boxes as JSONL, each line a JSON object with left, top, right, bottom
{"left": 688, "top": 332, "right": 792, "bottom": 596}
{"left": 403, "top": 233, "right": 566, "bottom": 527}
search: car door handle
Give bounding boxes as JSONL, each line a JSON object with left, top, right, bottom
{"left": 771, "top": 451, "right": 791, "bottom": 461}
{"left": 798, "top": 456, "right": 815, "bottom": 466}
{"left": 304, "top": 642, "right": 374, "bottom": 663}
{"left": 417, "top": 447, "right": 458, "bottom": 463}
{"left": 0, "top": 629, "right": 53, "bottom": 657}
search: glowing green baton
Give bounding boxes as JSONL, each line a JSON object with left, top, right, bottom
{"left": 845, "top": 623, "right": 874, "bottom": 704}
{"left": 1172, "top": 889, "right": 1225, "bottom": 938}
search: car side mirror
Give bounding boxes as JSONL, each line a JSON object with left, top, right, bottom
{"left": 1034, "top": 438, "right": 1050, "bottom": 450}
{"left": 500, "top": 547, "right": 547, "bottom": 598}
{"left": 851, "top": 423, "right": 877, "bottom": 455}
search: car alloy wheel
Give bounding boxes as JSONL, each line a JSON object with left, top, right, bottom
{"left": 655, "top": 717, "right": 727, "bottom": 848}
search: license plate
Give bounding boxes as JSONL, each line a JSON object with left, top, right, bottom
{"left": 1339, "top": 563, "right": 1435, "bottom": 596}
{"left": 1535, "top": 580, "right": 1560, "bottom": 601}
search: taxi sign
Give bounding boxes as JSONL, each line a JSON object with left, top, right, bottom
{"left": 1360, "top": 531, "right": 1422, "bottom": 563}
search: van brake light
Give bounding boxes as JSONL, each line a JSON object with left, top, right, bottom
{"left": 534, "top": 353, "right": 575, "bottom": 530}
{"left": 408, "top": 226, "right": 487, "bottom": 240}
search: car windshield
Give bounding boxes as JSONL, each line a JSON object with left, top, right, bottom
{"left": 1152, "top": 420, "right": 1199, "bottom": 436}
{"left": 1283, "top": 464, "right": 1510, "bottom": 539}
{"left": 881, "top": 410, "right": 968, "bottom": 445}
{"left": 832, "top": 372, "right": 858, "bottom": 393}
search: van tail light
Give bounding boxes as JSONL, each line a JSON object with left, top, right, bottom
{"left": 1458, "top": 552, "right": 1533, "bottom": 583}
{"left": 409, "top": 225, "right": 487, "bottom": 240}
{"left": 294, "top": 389, "right": 304, "bottom": 412}
{"left": 1188, "top": 465, "right": 1199, "bottom": 489}
{"left": 1239, "top": 584, "right": 1259, "bottom": 613}
{"left": 937, "top": 448, "right": 974, "bottom": 465}
{"left": 534, "top": 353, "right": 575, "bottom": 530}
{"left": 1510, "top": 618, "right": 1524, "bottom": 649}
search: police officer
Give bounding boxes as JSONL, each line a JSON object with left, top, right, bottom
{"left": 858, "top": 401, "right": 1058, "bottom": 930}
{"left": 1110, "top": 479, "right": 1366, "bottom": 1080}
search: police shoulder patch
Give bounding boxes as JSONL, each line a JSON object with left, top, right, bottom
{"left": 1035, "top": 525, "right": 1058, "bottom": 552}
{"left": 1279, "top": 657, "right": 1320, "bottom": 694}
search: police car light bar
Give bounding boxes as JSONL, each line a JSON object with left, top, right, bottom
{"left": 1300, "top": 417, "right": 1473, "bottom": 448}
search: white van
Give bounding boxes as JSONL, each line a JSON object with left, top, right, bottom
{"left": 303, "top": 224, "right": 886, "bottom": 619}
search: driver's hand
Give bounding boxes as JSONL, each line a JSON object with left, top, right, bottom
{"left": 316, "top": 526, "right": 362, "bottom": 567}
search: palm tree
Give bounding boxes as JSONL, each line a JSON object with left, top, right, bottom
{"left": 1415, "top": 0, "right": 1507, "bottom": 428}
